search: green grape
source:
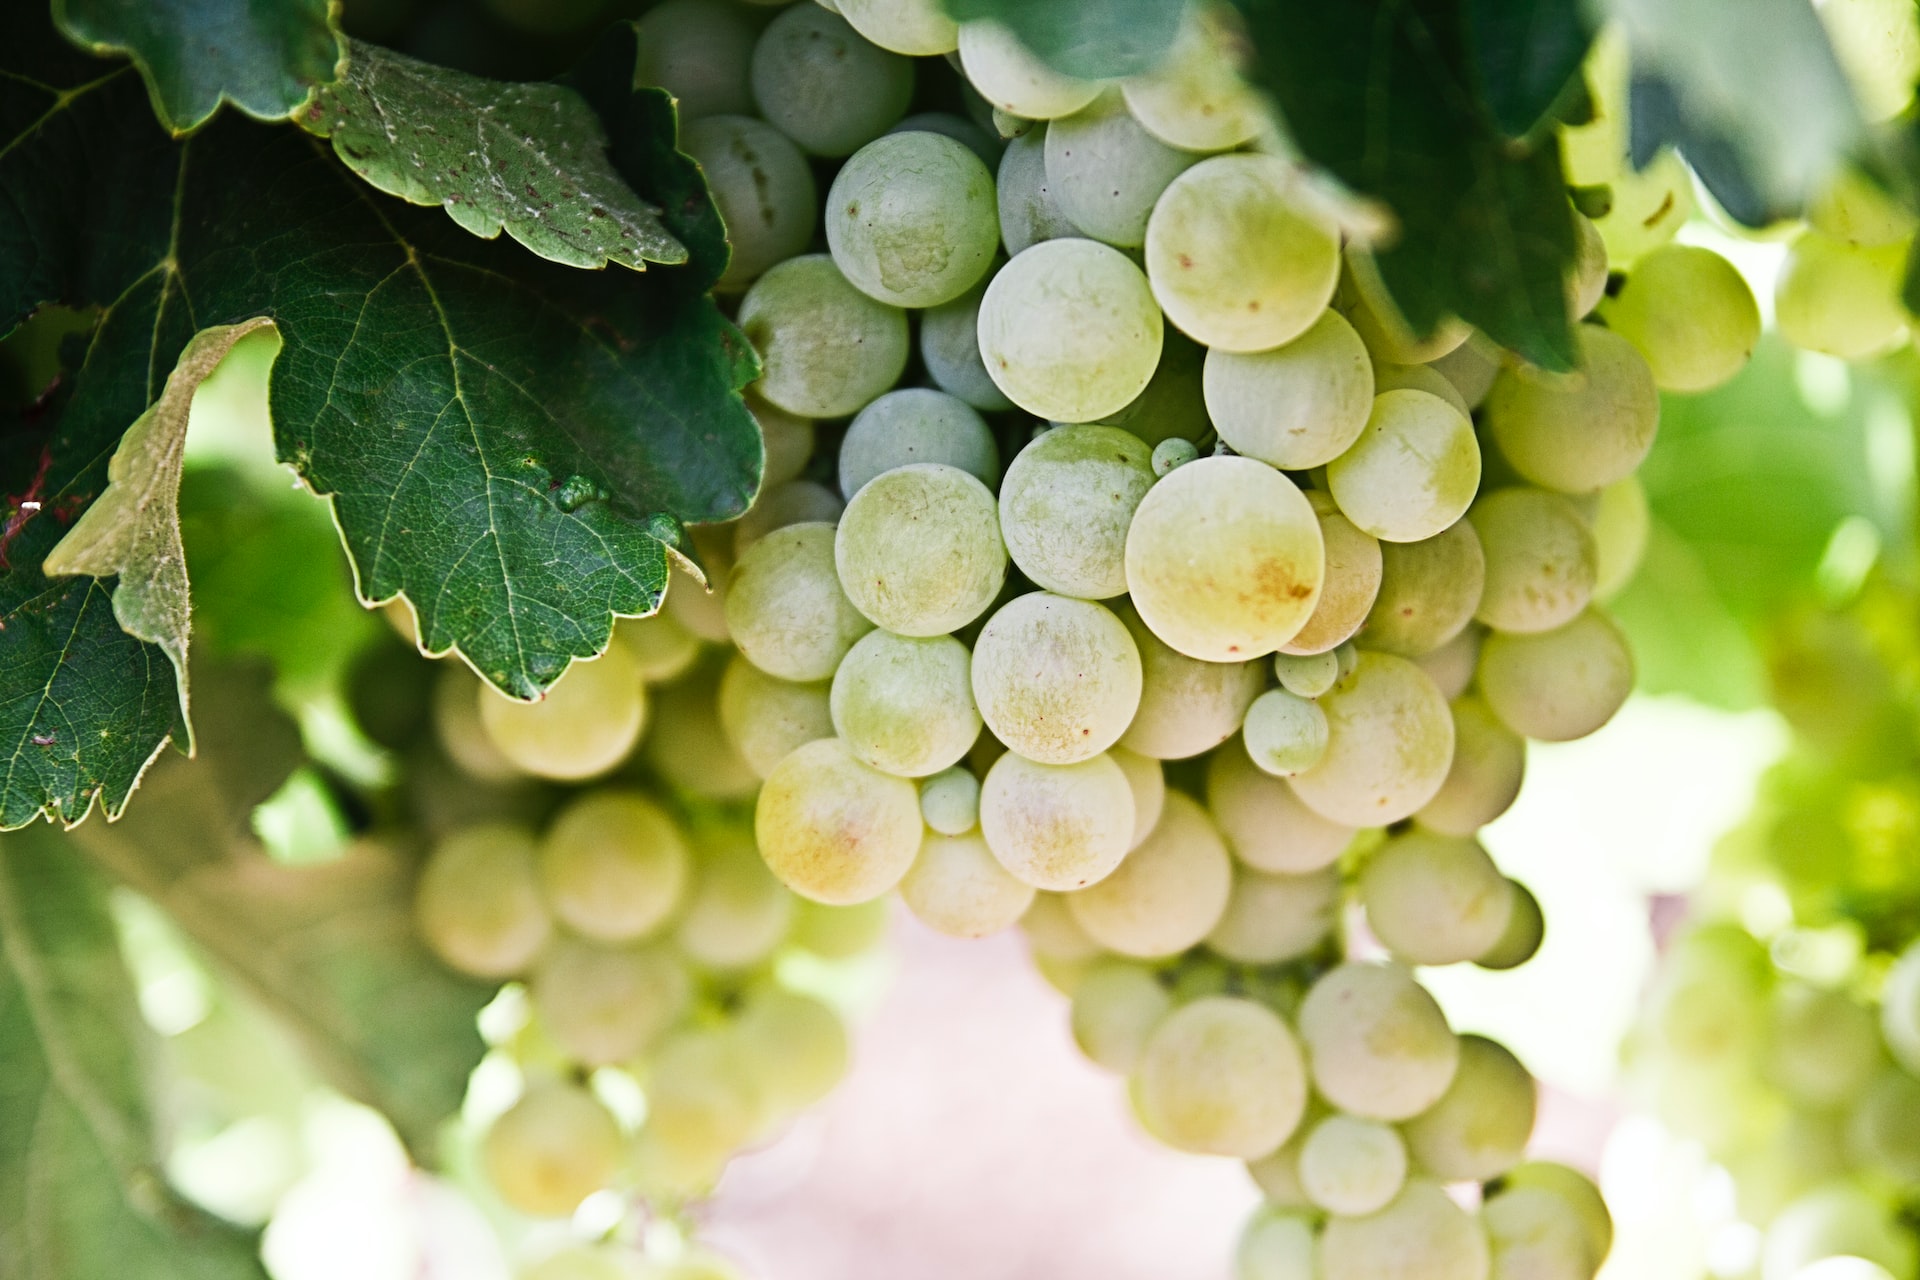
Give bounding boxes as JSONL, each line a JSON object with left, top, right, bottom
{"left": 1359, "top": 829, "right": 1511, "bottom": 966}
{"left": 537, "top": 790, "right": 690, "bottom": 942}
{"left": 1070, "top": 959, "right": 1173, "bottom": 1073}
{"left": 1299, "top": 1114, "right": 1409, "bottom": 1217}
{"left": 1243, "top": 689, "right": 1330, "bottom": 778}
{"left": 733, "top": 984, "right": 850, "bottom": 1115}
{"left": 531, "top": 937, "right": 689, "bottom": 1066}
{"left": 1098, "top": 327, "right": 1212, "bottom": 447}
{"left": 1401, "top": 1034, "right": 1535, "bottom": 1182}
{"left": 752, "top": 393, "right": 817, "bottom": 491}
{"left": 1320, "top": 1179, "right": 1488, "bottom": 1280}
{"left": 892, "top": 111, "right": 1001, "bottom": 167}
{"left": 837, "top": 0, "right": 957, "bottom": 54}
{"left": 750, "top": 5, "right": 914, "bottom": 156}
{"left": 1125, "top": 455, "right": 1325, "bottom": 662}
{"left": 1361, "top": 520, "right": 1486, "bottom": 657}
{"left": 1336, "top": 254, "right": 1473, "bottom": 366}
{"left": 840, "top": 388, "right": 999, "bottom": 501}
{"left": 1116, "top": 600, "right": 1264, "bottom": 759}
{"left": 1482, "top": 1185, "right": 1596, "bottom": 1280}
{"left": 614, "top": 610, "right": 700, "bottom": 685}
{"left": 1327, "top": 390, "right": 1481, "bottom": 543}
{"left": 1416, "top": 696, "right": 1527, "bottom": 836}
{"left": 1475, "top": 878, "right": 1543, "bottom": 970}
{"left": 1283, "top": 491, "right": 1384, "bottom": 656}
{"left": 1588, "top": 475, "right": 1649, "bottom": 601}
{"left": 717, "top": 653, "right": 833, "bottom": 779}
{"left": 900, "top": 829, "right": 1037, "bottom": 937}
{"left": 1131, "top": 996, "right": 1309, "bottom": 1159}
{"left": 1206, "top": 738, "right": 1355, "bottom": 874}
{"left": 1372, "top": 361, "right": 1470, "bottom": 418}
{"left": 831, "top": 630, "right": 981, "bottom": 777}
{"left": 1477, "top": 608, "right": 1633, "bottom": 742}
{"left": 791, "top": 895, "right": 891, "bottom": 959}
{"left": 978, "top": 238, "right": 1165, "bottom": 421}
{"left": 826, "top": 131, "right": 999, "bottom": 308}
{"left": 1595, "top": 151, "right": 1695, "bottom": 266}
{"left": 477, "top": 645, "right": 645, "bottom": 781}
{"left": 642, "top": 663, "right": 762, "bottom": 801}
{"left": 1882, "top": 939, "right": 1920, "bottom": 1074}
{"left": 1762, "top": 982, "right": 1882, "bottom": 1109}
{"left": 1021, "top": 889, "right": 1105, "bottom": 962}
{"left": 971, "top": 592, "right": 1143, "bottom": 764}
{"left": 755, "top": 737, "right": 923, "bottom": 904}
{"left": 635, "top": 1027, "right": 765, "bottom": 1194}
{"left": 1206, "top": 864, "right": 1339, "bottom": 965}
{"left": 979, "top": 750, "right": 1136, "bottom": 890}
{"left": 1600, "top": 243, "right": 1759, "bottom": 392}
{"left": 1246, "top": 1120, "right": 1319, "bottom": 1211}
{"left": 731, "top": 479, "right": 845, "bottom": 559}
{"left": 1848, "top": 1069, "right": 1920, "bottom": 1182}
{"left": 726, "top": 522, "right": 873, "bottom": 682}
{"left": 1121, "top": 5, "right": 1266, "bottom": 152}
{"left": 738, "top": 255, "right": 910, "bottom": 418}
{"left": 1822, "top": 0, "right": 1920, "bottom": 120}
{"left": 836, "top": 463, "right": 1008, "bottom": 636}
{"left": 1275, "top": 651, "right": 1340, "bottom": 698}
{"left": 920, "top": 765, "right": 983, "bottom": 835}
{"left": 1808, "top": 168, "right": 1916, "bottom": 247}
{"left": 1237, "top": 1208, "right": 1319, "bottom": 1280}
{"left": 1110, "top": 745, "right": 1166, "bottom": 848}
{"left": 415, "top": 823, "right": 551, "bottom": 977}
{"left": 1290, "top": 651, "right": 1455, "bottom": 826}
{"left": 958, "top": 19, "right": 1102, "bottom": 119}
{"left": 673, "top": 828, "right": 796, "bottom": 971}
{"left": 998, "top": 425, "right": 1156, "bottom": 600}
{"left": 995, "top": 127, "right": 1080, "bottom": 256}
{"left": 1469, "top": 487, "right": 1598, "bottom": 635}
{"left": 1485, "top": 325, "right": 1659, "bottom": 494}
{"left": 1776, "top": 230, "right": 1912, "bottom": 360}
{"left": 1067, "top": 792, "right": 1232, "bottom": 956}
{"left": 1763, "top": 1187, "right": 1918, "bottom": 1280}
{"left": 1499, "top": 1163, "right": 1611, "bottom": 1264}
{"left": 681, "top": 114, "right": 818, "bottom": 291}
{"left": 1044, "top": 91, "right": 1197, "bottom": 247}
{"left": 482, "top": 1081, "right": 623, "bottom": 1218}
{"left": 1413, "top": 626, "right": 1482, "bottom": 701}
{"left": 1431, "top": 330, "right": 1504, "bottom": 410}
{"left": 1154, "top": 438, "right": 1198, "bottom": 475}
{"left": 632, "top": 0, "right": 757, "bottom": 121}
{"left": 1567, "top": 211, "right": 1608, "bottom": 321}
{"left": 1145, "top": 154, "right": 1341, "bottom": 352}
{"left": 1298, "top": 962, "right": 1459, "bottom": 1121}
{"left": 920, "top": 275, "right": 1018, "bottom": 411}
{"left": 1203, "top": 310, "right": 1373, "bottom": 468}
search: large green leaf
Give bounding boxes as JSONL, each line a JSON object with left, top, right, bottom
{"left": 70, "top": 665, "right": 493, "bottom": 1160}
{"left": 300, "top": 40, "right": 688, "bottom": 273}
{"left": 942, "top": 0, "right": 1187, "bottom": 80}
{"left": 0, "top": 825, "right": 269, "bottom": 1280}
{"left": 52, "top": 0, "right": 344, "bottom": 134}
{"left": 1465, "top": 0, "right": 1593, "bottom": 139}
{"left": 1232, "top": 0, "right": 1579, "bottom": 370}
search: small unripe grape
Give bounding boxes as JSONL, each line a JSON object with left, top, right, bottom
{"left": 727, "top": 522, "right": 873, "bottom": 683}
{"left": 920, "top": 765, "right": 983, "bottom": 835}
{"left": 755, "top": 737, "right": 923, "bottom": 904}
{"left": 1242, "top": 689, "right": 1330, "bottom": 778}
{"left": 538, "top": 790, "right": 691, "bottom": 942}
{"left": 1152, "top": 437, "right": 1198, "bottom": 475}
{"left": 1274, "top": 651, "right": 1339, "bottom": 698}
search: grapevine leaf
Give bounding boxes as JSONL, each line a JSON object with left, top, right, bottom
{"left": 1627, "top": 70, "right": 1781, "bottom": 228}
{"left": 69, "top": 664, "right": 492, "bottom": 1161}
{"left": 1232, "top": 0, "right": 1579, "bottom": 371}
{"left": 298, "top": 40, "right": 689, "bottom": 273}
{"left": 941, "top": 0, "right": 1187, "bottom": 80}
{"left": 1464, "top": 0, "right": 1594, "bottom": 138}
{"left": 0, "top": 825, "right": 269, "bottom": 1280}
{"left": 42, "top": 319, "right": 275, "bottom": 749}
{"left": 51, "top": 0, "right": 344, "bottom": 134}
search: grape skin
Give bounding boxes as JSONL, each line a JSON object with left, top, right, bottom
{"left": 538, "top": 790, "right": 691, "bottom": 942}
{"left": 1130, "top": 996, "right": 1309, "bottom": 1159}
{"left": 414, "top": 823, "right": 551, "bottom": 977}
{"left": 1068, "top": 791, "right": 1232, "bottom": 956}
{"left": 1775, "top": 229, "right": 1911, "bottom": 361}
{"left": 1297, "top": 962, "right": 1459, "bottom": 1122}
{"left": 1327, "top": 389, "right": 1482, "bottom": 544}
{"left": 1205, "top": 863, "right": 1339, "bottom": 965}
{"left": 1477, "top": 608, "right": 1634, "bottom": 742}
{"left": 1205, "top": 738, "right": 1355, "bottom": 874}
{"left": 633, "top": 0, "right": 757, "bottom": 121}
{"left": 919, "top": 765, "right": 983, "bottom": 836}
{"left": 1044, "top": 91, "right": 1196, "bottom": 248}
{"left": 971, "top": 592, "right": 1143, "bottom": 765}
{"left": 837, "top": 387, "right": 999, "bottom": 499}
{"left": 837, "top": 0, "right": 957, "bottom": 55}
{"left": 1070, "top": 960, "right": 1173, "bottom": 1073}
{"left": 835, "top": 463, "right": 1008, "bottom": 636}
{"left": 1121, "top": 7, "right": 1267, "bottom": 152}
{"left": 1289, "top": 651, "right": 1455, "bottom": 827}
{"left": 825, "top": 131, "right": 1000, "bottom": 308}
{"left": 754, "top": 737, "right": 923, "bottom": 904}
{"left": 979, "top": 750, "right": 1137, "bottom": 891}
{"left": 899, "top": 830, "right": 1037, "bottom": 937}
{"left": 1203, "top": 309, "right": 1374, "bottom": 469}
{"left": 1319, "top": 1179, "right": 1490, "bottom": 1280}
{"left": 1117, "top": 600, "right": 1265, "bottom": 759}
{"left": 738, "top": 255, "right": 910, "bottom": 418}
{"left": 830, "top": 629, "right": 981, "bottom": 777}
{"left": 727, "top": 521, "right": 874, "bottom": 682}
{"left": 997, "top": 424, "right": 1156, "bottom": 601}
{"left": 1361, "top": 518, "right": 1487, "bottom": 657}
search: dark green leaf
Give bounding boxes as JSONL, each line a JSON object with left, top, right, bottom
{"left": 0, "top": 825, "right": 269, "bottom": 1280}
{"left": 1465, "top": 0, "right": 1594, "bottom": 138}
{"left": 52, "top": 0, "right": 344, "bottom": 134}
{"left": 942, "top": 0, "right": 1187, "bottom": 81}
{"left": 1232, "top": 0, "right": 1580, "bottom": 370}
{"left": 1627, "top": 70, "right": 1783, "bottom": 228}
{"left": 69, "top": 665, "right": 492, "bottom": 1160}
{"left": 300, "top": 40, "right": 688, "bottom": 273}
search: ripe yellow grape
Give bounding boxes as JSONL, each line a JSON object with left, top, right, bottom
{"left": 755, "top": 737, "right": 923, "bottom": 904}
{"left": 1116, "top": 600, "right": 1265, "bottom": 758}
{"left": 482, "top": 1081, "right": 623, "bottom": 1218}
{"left": 1589, "top": 474, "right": 1650, "bottom": 601}
{"left": 1415, "top": 695, "right": 1527, "bottom": 836}
{"left": 1290, "top": 651, "right": 1455, "bottom": 827}
{"left": 971, "top": 592, "right": 1143, "bottom": 764}
{"left": 414, "top": 823, "right": 551, "bottom": 977}
{"left": 997, "top": 424, "right": 1156, "bottom": 601}
{"left": 1131, "top": 996, "right": 1309, "bottom": 1159}
{"left": 980, "top": 750, "right": 1136, "bottom": 891}
{"left": 1297, "top": 962, "right": 1459, "bottom": 1121}
{"left": 1068, "top": 791, "right": 1232, "bottom": 956}
{"left": 1485, "top": 325, "right": 1659, "bottom": 494}
{"left": 1775, "top": 230, "right": 1912, "bottom": 360}
{"left": 476, "top": 643, "right": 645, "bottom": 781}
{"left": 835, "top": 463, "right": 1008, "bottom": 636}
{"left": 1477, "top": 607, "right": 1634, "bottom": 742}
{"left": 1360, "top": 519, "right": 1486, "bottom": 657}
{"left": 537, "top": 790, "right": 690, "bottom": 942}
{"left": 1281, "top": 490, "right": 1383, "bottom": 655}
{"left": 726, "top": 521, "right": 874, "bottom": 681}
{"left": 1601, "top": 244, "right": 1759, "bottom": 393}
{"left": 1202, "top": 309, "right": 1375, "bottom": 470}
{"left": 1401, "top": 1034, "right": 1536, "bottom": 1181}
{"left": 1359, "top": 829, "right": 1512, "bottom": 966}
{"left": 737, "top": 254, "right": 910, "bottom": 417}
{"left": 1469, "top": 486, "right": 1599, "bottom": 634}
{"left": 900, "top": 830, "right": 1037, "bottom": 937}
{"left": 831, "top": 629, "right": 981, "bottom": 777}
{"left": 1326, "top": 389, "right": 1481, "bottom": 543}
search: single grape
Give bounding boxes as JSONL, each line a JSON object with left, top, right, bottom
{"left": 831, "top": 629, "right": 981, "bottom": 777}
{"left": 1298, "top": 962, "right": 1459, "bottom": 1121}
{"left": 1327, "top": 389, "right": 1481, "bottom": 543}
{"left": 826, "top": 131, "right": 999, "bottom": 307}
{"left": 979, "top": 750, "right": 1137, "bottom": 890}
{"left": 971, "top": 592, "right": 1143, "bottom": 764}
{"left": 750, "top": 5, "right": 914, "bottom": 156}
{"left": 681, "top": 114, "right": 818, "bottom": 291}
{"left": 836, "top": 0, "right": 956, "bottom": 54}
{"left": 1568, "top": 210, "right": 1609, "bottom": 321}
{"left": 1481, "top": 1185, "right": 1593, "bottom": 1280}
{"left": 634, "top": 1027, "right": 766, "bottom": 1195}
{"left": 1360, "top": 830, "right": 1512, "bottom": 966}
{"left": 1475, "top": 878, "right": 1544, "bottom": 970}
{"left": 477, "top": 644, "right": 645, "bottom": 781}
{"left": 1484, "top": 325, "right": 1659, "bottom": 494}
{"left": 538, "top": 789, "right": 690, "bottom": 942}
{"left": 633, "top": 0, "right": 757, "bottom": 120}
{"left": 414, "top": 823, "right": 551, "bottom": 977}
{"left": 1110, "top": 745, "right": 1166, "bottom": 848}
{"left": 1589, "top": 475, "right": 1650, "bottom": 601}
{"left": 900, "top": 829, "right": 1036, "bottom": 937}
{"left": 1152, "top": 437, "right": 1198, "bottom": 475}
{"left": 1775, "top": 229, "right": 1912, "bottom": 360}
{"left": 733, "top": 984, "right": 850, "bottom": 1115}
{"left": 1416, "top": 695, "right": 1527, "bottom": 836}
{"left": 1205, "top": 739, "right": 1355, "bottom": 874}
{"left": 1336, "top": 253, "right": 1473, "bottom": 365}
{"left": 978, "top": 238, "right": 1165, "bottom": 421}
{"left": 995, "top": 126, "right": 1080, "bottom": 256}
{"left": 1413, "top": 625, "right": 1482, "bottom": 702}
{"left": 1125, "top": 455, "right": 1325, "bottom": 662}
{"left": 1121, "top": 6, "right": 1266, "bottom": 152}
{"left": 731, "top": 478, "right": 844, "bottom": 558}
{"left": 998, "top": 424, "right": 1155, "bottom": 600}
{"left": 755, "top": 737, "right": 923, "bottom": 904}
{"left": 614, "top": 609, "right": 700, "bottom": 684}
{"left": 1245, "top": 1123, "right": 1318, "bottom": 1212}
{"left": 1299, "top": 1114, "right": 1409, "bottom": 1217}
{"left": 642, "top": 662, "right": 761, "bottom": 801}
{"left": 1477, "top": 608, "right": 1633, "bottom": 742}
{"left": 1282, "top": 490, "right": 1384, "bottom": 656}
{"left": 482, "top": 1081, "right": 623, "bottom": 1218}
{"left": 1206, "top": 864, "right": 1339, "bottom": 965}
{"left": 1021, "top": 890, "right": 1105, "bottom": 963}
{"left": 1470, "top": 486, "right": 1598, "bottom": 634}
{"left": 1203, "top": 309, "right": 1374, "bottom": 468}
{"left": 790, "top": 895, "right": 891, "bottom": 960}
{"left": 1601, "top": 243, "right": 1759, "bottom": 392}
{"left": 726, "top": 521, "right": 874, "bottom": 681}
{"left": 1071, "top": 959, "right": 1173, "bottom": 1073}
{"left": 958, "top": 19, "right": 1102, "bottom": 119}
{"left": 1243, "top": 688, "right": 1330, "bottom": 777}
{"left": 1044, "top": 91, "right": 1197, "bottom": 247}
{"left": 1145, "top": 153, "right": 1341, "bottom": 352}
{"left": 1808, "top": 167, "right": 1916, "bottom": 247}
{"left": 1360, "top": 519, "right": 1486, "bottom": 656}
{"left": 1274, "top": 651, "right": 1339, "bottom": 698}
{"left": 1401, "top": 1034, "right": 1536, "bottom": 1182}
{"left": 1500, "top": 1163, "right": 1612, "bottom": 1265}
{"left": 1236, "top": 1208, "right": 1318, "bottom": 1280}
{"left": 1131, "top": 996, "right": 1309, "bottom": 1159}
{"left": 717, "top": 653, "right": 833, "bottom": 779}
{"left": 835, "top": 463, "right": 1008, "bottom": 636}
{"left": 1290, "top": 651, "right": 1455, "bottom": 827}
{"left": 531, "top": 937, "right": 689, "bottom": 1066}
{"left": 1067, "top": 791, "right": 1232, "bottom": 956}
{"left": 1116, "top": 600, "right": 1265, "bottom": 758}
{"left": 674, "top": 827, "right": 796, "bottom": 971}
{"left": 920, "top": 765, "right": 983, "bottom": 835}
{"left": 1320, "top": 1180, "right": 1489, "bottom": 1280}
